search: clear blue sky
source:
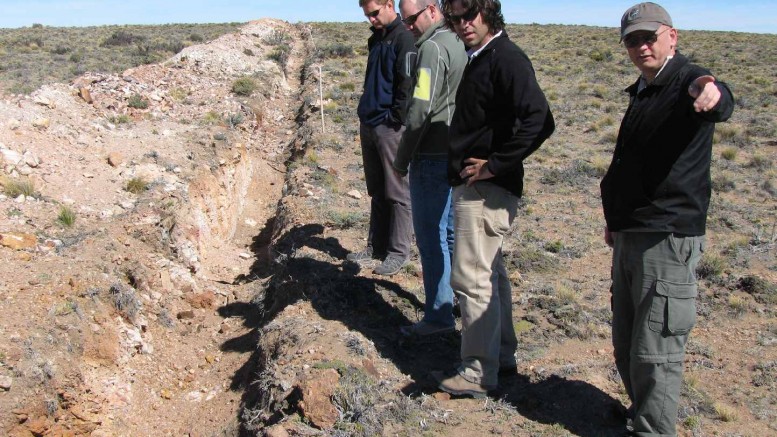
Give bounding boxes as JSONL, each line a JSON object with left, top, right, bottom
{"left": 2, "top": 1, "right": 774, "bottom": 34}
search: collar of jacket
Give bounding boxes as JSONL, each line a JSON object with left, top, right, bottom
{"left": 370, "top": 15, "right": 403, "bottom": 35}
{"left": 625, "top": 52, "right": 689, "bottom": 95}
{"left": 416, "top": 20, "right": 447, "bottom": 47}
{"left": 468, "top": 30, "right": 508, "bottom": 59}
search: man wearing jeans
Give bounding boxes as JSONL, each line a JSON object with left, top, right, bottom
{"left": 433, "top": 0, "right": 554, "bottom": 397}
{"left": 601, "top": 3, "right": 734, "bottom": 435}
{"left": 393, "top": 0, "right": 466, "bottom": 336}
{"left": 349, "top": 0, "right": 416, "bottom": 276}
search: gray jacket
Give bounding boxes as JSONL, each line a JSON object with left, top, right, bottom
{"left": 393, "top": 21, "right": 466, "bottom": 175}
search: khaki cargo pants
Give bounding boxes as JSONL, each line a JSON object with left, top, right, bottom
{"left": 611, "top": 231, "right": 705, "bottom": 437}
{"left": 451, "top": 182, "right": 519, "bottom": 387}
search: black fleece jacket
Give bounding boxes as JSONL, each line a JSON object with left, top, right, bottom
{"left": 600, "top": 53, "right": 734, "bottom": 235}
{"left": 357, "top": 16, "right": 417, "bottom": 128}
{"left": 448, "top": 32, "right": 554, "bottom": 197}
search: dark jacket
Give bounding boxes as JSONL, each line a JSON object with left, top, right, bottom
{"left": 448, "top": 32, "right": 554, "bottom": 197}
{"left": 357, "top": 16, "right": 417, "bottom": 128}
{"left": 600, "top": 53, "right": 734, "bottom": 235}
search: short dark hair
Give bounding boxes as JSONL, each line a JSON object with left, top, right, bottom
{"left": 442, "top": 0, "right": 505, "bottom": 33}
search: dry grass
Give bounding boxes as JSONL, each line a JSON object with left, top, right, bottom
{"left": 0, "top": 23, "right": 242, "bottom": 94}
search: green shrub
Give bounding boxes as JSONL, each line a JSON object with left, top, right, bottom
{"left": 263, "top": 29, "right": 291, "bottom": 46}
{"left": 711, "top": 175, "right": 735, "bottom": 192}
{"left": 202, "top": 110, "right": 222, "bottom": 125}
{"left": 268, "top": 44, "right": 291, "bottom": 70}
{"left": 101, "top": 31, "right": 145, "bottom": 47}
{"left": 697, "top": 253, "right": 725, "bottom": 279}
{"left": 127, "top": 93, "right": 149, "bottom": 109}
{"left": 588, "top": 48, "right": 613, "bottom": 62}
{"left": 57, "top": 206, "right": 76, "bottom": 227}
{"left": 231, "top": 77, "right": 257, "bottom": 96}
{"left": 125, "top": 177, "right": 149, "bottom": 194}
{"left": 109, "top": 114, "right": 131, "bottom": 124}
{"left": 226, "top": 113, "right": 244, "bottom": 128}
{"left": 321, "top": 43, "right": 354, "bottom": 58}
{"left": 51, "top": 46, "right": 71, "bottom": 55}
{"left": 327, "top": 210, "right": 365, "bottom": 229}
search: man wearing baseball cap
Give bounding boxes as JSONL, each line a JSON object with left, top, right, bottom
{"left": 601, "top": 2, "right": 734, "bottom": 435}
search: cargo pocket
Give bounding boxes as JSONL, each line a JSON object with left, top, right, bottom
{"left": 648, "top": 280, "right": 698, "bottom": 335}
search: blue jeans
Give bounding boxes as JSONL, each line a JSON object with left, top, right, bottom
{"left": 409, "top": 159, "right": 454, "bottom": 327}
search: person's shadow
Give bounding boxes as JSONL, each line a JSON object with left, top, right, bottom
{"left": 218, "top": 223, "right": 625, "bottom": 436}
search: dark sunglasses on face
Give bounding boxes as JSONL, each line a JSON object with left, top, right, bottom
{"left": 402, "top": 5, "right": 429, "bottom": 25}
{"left": 623, "top": 28, "right": 670, "bottom": 48}
{"left": 445, "top": 6, "right": 478, "bottom": 25}
{"left": 365, "top": 8, "right": 381, "bottom": 18}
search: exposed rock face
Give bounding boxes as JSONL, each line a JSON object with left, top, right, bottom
{"left": 297, "top": 369, "right": 341, "bottom": 429}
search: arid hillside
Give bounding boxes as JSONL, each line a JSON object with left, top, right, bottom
{"left": 0, "top": 20, "right": 776, "bottom": 437}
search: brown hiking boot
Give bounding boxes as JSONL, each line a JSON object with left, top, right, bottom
{"left": 431, "top": 370, "right": 495, "bottom": 399}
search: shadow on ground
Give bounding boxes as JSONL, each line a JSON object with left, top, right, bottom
{"left": 218, "top": 223, "right": 625, "bottom": 436}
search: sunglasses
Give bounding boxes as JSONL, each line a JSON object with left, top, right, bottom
{"left": 364, "top": 8, "right": 381, "bottom": 19}
{"left": 402, "top": 5, "right": 429, "bottom": 26}
{"left": 445, "top": 6, "right": 479, "bottom": 25}
{"left": 623, "top": 27, "right": 670, "bottom": 48}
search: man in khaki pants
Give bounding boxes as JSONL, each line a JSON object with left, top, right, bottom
{"left": 601, "top": 3, "right": 734, "bottom": 435}
{"left": 432, "top": 0, "right": 554, "bottom": 398}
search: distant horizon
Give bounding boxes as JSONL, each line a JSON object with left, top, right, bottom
{"left": 2, "top": 1, "right": 775, "bottom": 34}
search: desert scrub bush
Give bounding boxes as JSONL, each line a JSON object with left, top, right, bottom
{"left": 127, "top": 93, "right": 149, "bottom": 109}
{"left": 56, "top": 205, "right": 76, "bottom": 227}
{"left": 262, "top": 29, "right": 291, "bottom": 46}
{"left": 599, "top": 129, "right": 619, "bottom": 144}
{"left": 268, "top": 44, "right": 291, "bottom": 70}
{"left": 746, "top": 154, "right": 772, "bottom": 171}
{"left": 682, "top": 415, "right": 702, "bottom": 431}
{"left": 720, "top": 147, "right": 737, "bottom": 160}
{"left": 738, "top": 275, "right": 777, "bottom": 305}
{"left": 752, "top": 361, "right": 777, "bottom": 388}
{"left": 327, "top": 210, "right": 365, "bottom": 229}
{"left": 714, "top": 124, "right": 748, "bottom": 145}
{"left": 1, "top": 176, "right": 36, "bottom": 198}
{"left": 231, "top": 76, "right": 257, "bottom": 96}
{"left": 762, "top": 179, "right": 777, "bottom": 197}
{"left": 50, "top": 45, "right": 71, "bottom": 55}
{"left": 313, "top": 359, "right": 349, "bottom": 373}
{"left": 107, "top": 283, "right": 140, "bottom": 321}
{"left": 169, "top": 87, "right": 188, "bottom": 101}
{"left": 101, "top": 30, "right": 145, "bottom": 47}
{"left": 588, "top": 48, "right": 613, "bottom": 62}
{"left": 554, "top": 284, "right": 578, "bottom": 306}
{"left": 713, "top": 403, "right": 738, "bottom": 422}
{"left": 320, "top": 42, "right": 354, "bottom": 58}
{"left": 339, "top": 82, "right": 356, "bottom": 92}
{"left": 202, "top": 110, "right": 221, "bottom": 125}
{"left": 125, "top": 177, "right": 149, "bottom": 194}
{"left": 332, "top": 366, "right": 381, "bottom": 435}
{"left": 504, "top": 246, "right": 559, "bottom": 273}
{"left": 226, "top": 113, "right": 244, "bottom": 128}
{"left": 727, "top": 294, "right": 749, "bottom": 317}
{"left": 696, "top": 253, "right": 726, "bottom": 279}
{"left": 543, "top": 240, "right": 565, "bottom": 254}
{"left": 108, "top": 114, "right": 131, "bottom": 124}
{"left": 711, "top": 174, "right": 735, "bottom": 192}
